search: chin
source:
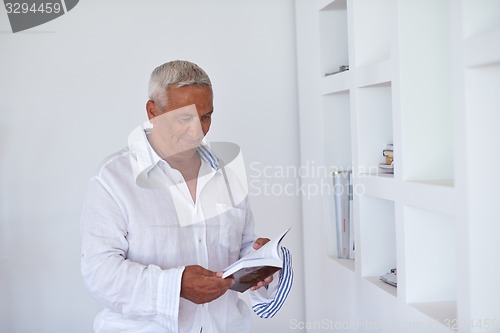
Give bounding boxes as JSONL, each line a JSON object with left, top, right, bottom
{"left": 175, "top": 146, "right": 199, "bottom": 157}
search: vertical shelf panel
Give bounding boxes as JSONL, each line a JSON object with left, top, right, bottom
{"left": 398, "top": 0, "right": 454, "bottom": 185}
{"left": 404, "top": 207, "right": 457, "bottom": 304}
{"left": 465, "top": 64, "right": 500, "bottom": 326}
{"left": 319, "top": 0, "right": 349, "bottom": 76}
{"left": 356, "top": 82, "right": 393, "bottom": 177}
{"left": 359, "top": 196, "right": 396, "bottom": 282}
{"left": 352, "top": 0, "right": 392, "bottom": 67}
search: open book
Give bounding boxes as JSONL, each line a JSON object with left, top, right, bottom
{"left": 222, "top": 228, "right": 290, "bottom": 292}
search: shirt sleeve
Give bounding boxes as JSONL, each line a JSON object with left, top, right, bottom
{"left": 80, "top": 177, "right": 183, "bottom": 332}
{"left": 248, "top": 246, "right": 293, "bottom": 318}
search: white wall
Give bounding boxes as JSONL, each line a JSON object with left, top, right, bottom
{"left": 0, "top": 1, "right": 304, "bottom": 332}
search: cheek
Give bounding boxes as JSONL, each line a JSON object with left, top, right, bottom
{"left": 202, "top": 120, "right": 211, "bottom": 135}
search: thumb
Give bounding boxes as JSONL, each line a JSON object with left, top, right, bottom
{"left": 253, "top": 237, "right": 270, "bottom": 250}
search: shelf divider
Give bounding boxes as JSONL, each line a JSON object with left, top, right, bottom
{"left": 354, "top": 59, "right": 392, "bottom": 88}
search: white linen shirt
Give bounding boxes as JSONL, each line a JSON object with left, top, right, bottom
{"left": 80, "top": 123, "right": 279, "bottom": 333}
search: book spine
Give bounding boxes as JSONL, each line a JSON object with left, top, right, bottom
{"left": 333, "top": 171, "right": 351, "bottom": 259}
{"left": 348, "top": 171, "right": 355, "bottom": 260}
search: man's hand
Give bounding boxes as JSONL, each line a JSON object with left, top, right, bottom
{"left": 250, "top": 238, "right": 274, "bottom": 291}
{"left": 181, "top": 265, "right": 234, "bottom": 304}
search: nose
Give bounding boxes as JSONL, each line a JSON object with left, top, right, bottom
{"left": 186, "top": 117, "right": 203, "bottom": 139}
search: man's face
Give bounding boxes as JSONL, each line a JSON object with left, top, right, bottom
{"left": 148, "top": 85, "right": 213, "bottom": 158}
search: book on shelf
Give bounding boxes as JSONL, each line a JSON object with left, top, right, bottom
{"left": 222, "top": 228, "right": 290, "bottom": 292}
{"left": 333, "top": 170, "right": 354, "bottom": 260}
{"left": 349, "top": 171, "right": 355, "bottom": 259}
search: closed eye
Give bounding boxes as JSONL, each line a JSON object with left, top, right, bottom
{"left": 178, "top": 114, "right": 194, "bottom": 122}
{"left": 201, "top": 111, "right": 213, "bottom": 121}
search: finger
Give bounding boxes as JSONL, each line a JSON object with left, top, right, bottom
{"left": 250, "top": 281, "right": 264, "bottom": 291}
{"left": 204, "top": 275, "right": 234, "bottom": 291}
{"left": 253, "top": 237, "right": 270, "bottom": 250}
{"left": 185, "top": 265, "right": 213, "bottom": 276}
{"left": 250, "top": 274, "right": 274, "bottom": 291}
{"left": 223, "top": 277, "right": 235, "bottom": 289}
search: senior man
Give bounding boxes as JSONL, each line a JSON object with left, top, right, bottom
{"left": 80, "top": 60, "right": 292, "bottom": 333}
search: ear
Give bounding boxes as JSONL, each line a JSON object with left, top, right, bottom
{"left": 146, "top": 100, "right": 159, "bottom": 120}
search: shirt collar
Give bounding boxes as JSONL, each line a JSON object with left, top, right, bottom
{"left": 128, "top": 121, "right": 220, "bottom": 187}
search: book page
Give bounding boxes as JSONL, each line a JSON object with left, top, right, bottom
{"left": 240, "top": 228, "right": 290, "bottom": 261}
{"left": 222, "top": 228, "right": 290, "bottom": 275}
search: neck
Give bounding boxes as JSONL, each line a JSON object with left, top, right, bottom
{"left": 165, "top": 151, "right": 200, "bottom": 172}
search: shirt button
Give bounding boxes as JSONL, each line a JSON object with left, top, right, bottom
{"left": 198, "top": 239, "right": 202, "bottom": 243}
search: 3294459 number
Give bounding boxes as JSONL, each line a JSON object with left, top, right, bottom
{"left": 5, "top": 2, "right": 62, "bottom": 14}
{"left": 443, "top": 318, "right": 498, "bottom": 330}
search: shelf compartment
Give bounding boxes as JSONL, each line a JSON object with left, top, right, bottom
{"left": 355, "top": 82, "right": 393, "bottom": 178}
{"left": 398, "top": 0, "right": 454, "bottom": 185}
{"left": 404, "top": 206, "right": 456, "bottom": 306}
{"left": 318, "top": 0, "right": 349, "bottom": 77}
{"left": 358, "top": 196, "right": 396, "bottom": 285}
{"left": 465, "top": 29, "right": 500, "bottom": 68}
{"left": 322, "top": 91, "right": 352, "bottom": 171}
{"left": 463, "top": 0, "right": 500, "bottom": 38}
{"left": 352, "top": 0, "right": 392, "bottom": 67}
{"left": 322, "top": 91, "right": 352, "bottom": 260}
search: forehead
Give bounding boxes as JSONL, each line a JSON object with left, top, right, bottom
{"left": 166, "top": 85, "right": 213, "bottom": 105}
{"left": 163, "top": 86, "right": 213, "bottom": 117}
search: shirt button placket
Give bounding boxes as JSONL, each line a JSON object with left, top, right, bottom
{"left": 196, "top": 204, "right": 209, "bottom": 268}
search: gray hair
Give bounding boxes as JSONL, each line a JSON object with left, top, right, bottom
{"left": 148, "top": 60, "right": 212, "bottom": 110}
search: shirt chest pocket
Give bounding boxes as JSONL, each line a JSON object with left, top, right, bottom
{"left": 216, "top": 203, "right": 246, "bottom": 252}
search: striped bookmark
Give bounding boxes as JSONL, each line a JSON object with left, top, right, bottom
{"left": 252, "top": 247, "right": 293, "bottom": 318}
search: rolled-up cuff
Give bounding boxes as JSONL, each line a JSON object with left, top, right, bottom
{"left": 250, "top": 247, "right": 293, "bottom": 319}
{"left": 155, "top": 266, "right": 185, "bottom": 332}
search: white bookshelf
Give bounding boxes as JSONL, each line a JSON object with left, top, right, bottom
{"left": 296, "top": 0, "right": 500, "bottom": 331}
